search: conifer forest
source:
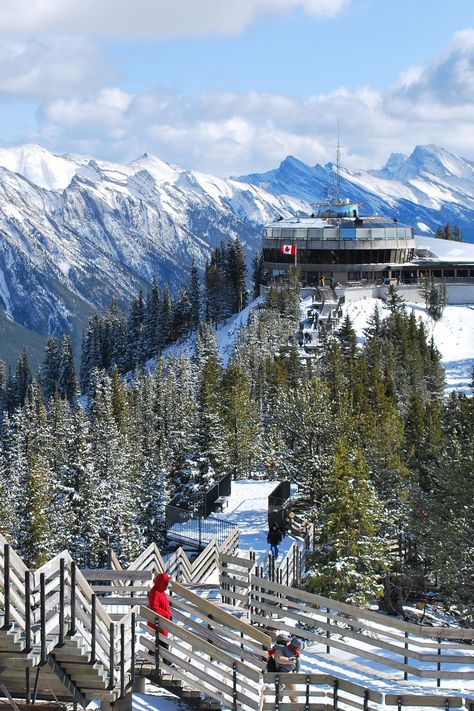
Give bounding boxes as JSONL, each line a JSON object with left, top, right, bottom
{"left": 0, "top": 238, "right": 473, "bottom": 625}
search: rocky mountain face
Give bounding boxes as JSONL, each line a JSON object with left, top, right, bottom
{"left": 0, "top": 142, "right": 473, "bottom": 366}
{"left": 237, "top": 144, "right": 474, "bottom": 241}
{"left": 0, "top": 145, "right": 305, "bottom": 364}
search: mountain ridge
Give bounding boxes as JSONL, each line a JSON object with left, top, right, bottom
{"left": 0, "top": 142, "right": 473, "bottom": 367}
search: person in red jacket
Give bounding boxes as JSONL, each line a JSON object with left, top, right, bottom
{"left": 148, "top": 572, "right": 171, "bottom": 649}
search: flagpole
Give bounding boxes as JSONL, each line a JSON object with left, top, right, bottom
{"left": 294, "top": 245, "right": 297, "bottom": 268}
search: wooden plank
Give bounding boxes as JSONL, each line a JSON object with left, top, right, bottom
{"left": 250, "top": 597, "right": 474, "bottom": 674}
{"left": 127, "top": 542, "right": 166, "bottom": 572}
{"left": 92, "top": 585, "right": 149, "bottom": 593}
{"left": 171, "top": 580, "right": 271, "bottom": 647}
{"left": 250, "top": 575, "right": 474, "bottom": 641}
{"left": 251, "top": 610, "right": 419, "bottom": 678}
{"left": 80, "top": 569, "right": 152, "bottom": 581}
{"left": 141, "top": 635, "right": 259, "bottom": 708}
{"left": 384, "top": 696, "right": 463, "bottom": 707}
{"left": 139, "top": 605, "right": 261, "bottom": 683}
{"left": 169, "top": 607, "right": 264, "bottom": 667}
{"left": 157, "top": 597, "right": 265, "bottom": 657}
{"left": 220, "top": 554, "right": 255, "bottom": 569}
{"left": 96, "top": 596, "right": 147, "bottom": 606}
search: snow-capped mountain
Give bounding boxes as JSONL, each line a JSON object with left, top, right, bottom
{"left": 237, "top": 144, "right": 474, "bottom": 240}
{"left": 0, "top": 144, "right": 305, "bottom": 363}
{"left": 0, "top": 142, "right": 474, "bottom": 366}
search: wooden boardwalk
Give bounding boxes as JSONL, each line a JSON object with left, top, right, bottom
{"left": 2, "top": 533, "right": 474, "bottom": 710}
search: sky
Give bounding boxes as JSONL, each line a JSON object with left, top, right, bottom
{"left": 1, "top": 0, "right": 474, "bottom": 176}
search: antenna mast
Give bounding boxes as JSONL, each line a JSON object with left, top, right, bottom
{"left": 335, "top": 120, "right": 341, "bottom": 204}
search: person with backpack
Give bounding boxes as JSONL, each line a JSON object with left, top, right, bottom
{"left": 267, "top": 523, "right": 283, "bottom": 558}
{"left": 266, "top": 631, "right": 299, "bottom": 702}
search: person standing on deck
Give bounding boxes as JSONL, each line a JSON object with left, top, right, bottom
{"left": 267, "top": 523, "right": 283, "bottom": 558}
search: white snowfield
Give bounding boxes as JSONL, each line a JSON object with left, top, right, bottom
{"left": 342, "top": 297, "right": 474, "bottom": 393}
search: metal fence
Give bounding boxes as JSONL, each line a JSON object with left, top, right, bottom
{"left": 166, "top": 505, "right": 237, "bottom": 548}
{"left": 268, "top": 480, "right": 291, "bottom": 530}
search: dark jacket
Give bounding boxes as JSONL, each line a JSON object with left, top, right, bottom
{"left": 148, "top": 572, "right": 171, "bottom": 636}
{"left": 267, "top": 526, "right": 283, "bottom": 545}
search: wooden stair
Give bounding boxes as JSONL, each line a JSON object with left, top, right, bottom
{"left": 147, "top": 669, "right": 221, "bottom": 710}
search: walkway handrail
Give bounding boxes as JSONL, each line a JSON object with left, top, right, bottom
{"left": 250, "top": 575, "right": 474, "bottom": 687}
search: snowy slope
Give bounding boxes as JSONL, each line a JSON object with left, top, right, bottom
{"left": 341, "top": 297, "right": 474, "bottom": 393}
{"left": 0, "top": 145, "right": 305, "bottom": 359}
{"left": 1, "top": 141, "right": 474, "bottom": 368}
{"left": 237, "top": 145, "right": 474, "bottom": 241}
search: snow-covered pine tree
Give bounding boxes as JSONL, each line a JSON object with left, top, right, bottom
{"left": 40, "top": 337, "right": 61, "bottom": 401}
{"left": 306, "top": 437, "right": 389, "bottom": 607}
{"left": 58, "top": 335, "right": 77, "bottom": 400}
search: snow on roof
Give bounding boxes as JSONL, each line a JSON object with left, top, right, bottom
{"left": 415, "top": 234, "right": 474, "bottom": 262}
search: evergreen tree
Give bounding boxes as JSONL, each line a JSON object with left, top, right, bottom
{"left": 14, "top": 348, "right": 33, "bottom": 408}
{"left": 221, "top": 361, "right": 260, "bottom": 479}
{"left": 306, "top": 438, "right": 389, "bottom": 606}
{"left": 41, "top": 337, "right": 61, "bottom": 400}
{"left": 58, "top": 335, "right": 77, "bottom": 400}
{"left": 251, "top": 250, "right": 269, "bottom": 299}
{"left": 385, "top": 284, "right": 405, "bottom": 314}
{"left": 188, "top": 259, "right": 201, "bottom": 329}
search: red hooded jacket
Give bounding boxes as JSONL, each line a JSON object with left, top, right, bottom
{"left": 148, "top": 573, "right": 171, "bottom": 636}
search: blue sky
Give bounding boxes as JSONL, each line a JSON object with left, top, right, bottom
{"left": 0, "top": 0, "right": 473, "bottom": 175}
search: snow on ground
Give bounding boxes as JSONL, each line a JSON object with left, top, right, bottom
{"left": 340, "top": 297, "right": 474, "bottom": 394}
{"left": 134, "top": 480, "right": 474, "bottom": 709}
{"left": 223, "top": 479, "right": 295, "bottom": 561}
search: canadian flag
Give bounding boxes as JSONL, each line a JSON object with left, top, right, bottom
{"left": 280, "top": 244, "right": 296, "bottom": 255}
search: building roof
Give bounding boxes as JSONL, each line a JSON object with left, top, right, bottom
{"left": 267, "top": 215, "right": 408, "bottom": 229}
{"left": 414, "top": 235, "right": 474, "bottom": 264}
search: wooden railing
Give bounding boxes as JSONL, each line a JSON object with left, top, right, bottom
{"left": 138, "top": 584, "right": 271, "bottom": 711}
{"left": 219, "top": 535, "right": 309, "bottom": 608}
{"left": 0, "top": 539, "right": 29, "bottom": 634}
{"left": 260, "top": 672, "right": 467, "bottom": 711}
{"left": 250, "top": 575, "right": 474, "bottom": 687}
{"left": 4, "top": 534, "right": 474, "bottom": 710}
{"left": 0, "top": 537, "right": 136, "bottom": 703}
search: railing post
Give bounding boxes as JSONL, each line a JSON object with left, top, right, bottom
{"left": 40, "top": 572, "right": 46, "bottom": 665}
{"left": 25, "top": 569, "right": 32, "bottom": 704}
{"left": 131, "top": 612, "right": 136, "bottom": 684}
{"left": 232, "top": 662, "right": 238, "bottom": 711}
{"left": 363, "top": 689, "right": 369, "bottom": 711}
{"left": 70, "top": 560, "right": 76, "bottom": 636}
{"left": 120, "top": 623, "right": 125, "bottom": 697}
{"left": 90, "top": 594, "right": 96, "bottom": 665}
{"left": 305, "top": 674, "right": 310, "bottom": 711}
{"left": 155, "top": 620, "right": 160, "bottom": 678}
{"left": 326, "top": 607, "right": 331, "bottom": 654}
{"left": 24, "top": 570, "right": 32, "bottom": 652}
{"left": 275, "top": 674, "right": 280, "bottom": 711}
{"left": 333, "top": 679, "right": 338, "bottom": 711}
{"left": 108, "top": 622, "right": 115, "bottom": 690}
{"left": 437, "top": 637, "right": 441, "bottom": 688}
{"left": 444, "top": 700, "right": 449, "bottom": 711}
{"left": 404, "top": 631, "right": 408, "bottom": 681}
{"left": 397, "top": 696, "right": 402, "bottom": 711}
{"left": 3, "top": 544, "right": 10, "bottom": 628}
{"left": 59, "top": 558, "right": 65, "bottom": 646}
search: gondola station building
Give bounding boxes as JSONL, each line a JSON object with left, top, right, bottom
{"left": 262, "top": 200, "right": 474, "bottom": 302}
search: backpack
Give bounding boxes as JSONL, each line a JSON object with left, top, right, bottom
{"left": 266, "top": 647, "right": 278, "bottom": 672}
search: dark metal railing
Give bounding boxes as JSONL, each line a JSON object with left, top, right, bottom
{"left": 166, "top": 505, "right": 237, "bottom": 548}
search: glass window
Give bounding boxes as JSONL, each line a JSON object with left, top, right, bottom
{"left": 293, "top": 229, "right": 308, "bottom": 240}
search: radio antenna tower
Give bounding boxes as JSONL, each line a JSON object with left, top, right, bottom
{"left": 335, "top": 120, "right": 341, "bottom": 204}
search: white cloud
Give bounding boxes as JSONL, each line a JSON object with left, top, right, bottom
{"left": 0, "top": 0, "right": 349, "bottom": 39}
{"left": 19, "top": 27, "right": 474, "bottom": 176}
{"left": 0, "top": 36, "right": 113, "bottom": 100}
